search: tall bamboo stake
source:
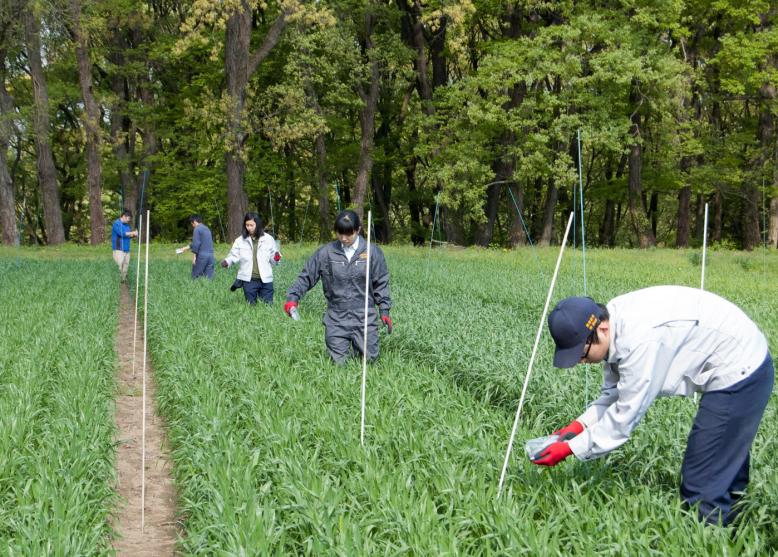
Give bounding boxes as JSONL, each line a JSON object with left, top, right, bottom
{"left": 141, "top": 210, "right": 150, "bottom": 531}
{"left": 360, "top": 210, "right": 373, "bottom": 447}
{"left": 498, "top": 212, "right": 575, "bottom": 497}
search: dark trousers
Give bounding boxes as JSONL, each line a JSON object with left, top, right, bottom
{"left": 680, "top": 353, "right": 774, "bottom": 525}
{"left": 192, "top": 254, "right": 215, "bottom": 279}
{"left": 243, "top": 278, "right": 273, "bottom": 305}
{"left": 323, "top": 307, "right": 379, "bottom": 364}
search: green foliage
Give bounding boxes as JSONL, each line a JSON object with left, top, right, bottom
{"left": 0, "top": 255, "right": 118, "bottom": 553}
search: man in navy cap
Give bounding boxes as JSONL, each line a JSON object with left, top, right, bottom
{"left": 536, "top": 285, "right": 773, "bottom": 526}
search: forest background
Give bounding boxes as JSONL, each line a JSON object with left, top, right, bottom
{"left": 0, "top": 0, "right": 776, "bottom": 249}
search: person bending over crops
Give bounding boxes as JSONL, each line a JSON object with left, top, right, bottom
{"left": 176, "top": 215, "right": 215, "bottom": 279}
{"left": 111, "top": 209, "right": 138, "bottom": 283}
{"left": 284, "top": 210, "right": 393, "bottom": 364}
{"left": 535, "top": 286, "right": 773, "bottom": 527}
{"left": 220, "top": 213, "right": 281, "bottom": 304}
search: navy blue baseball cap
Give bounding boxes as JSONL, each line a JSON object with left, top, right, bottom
{"left": 548, "top": 297, "right": 602, "bottom": 368}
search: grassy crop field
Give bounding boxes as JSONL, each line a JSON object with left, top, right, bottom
{"left": 0, "top": 254, "right": 119, "bottom": 554}
{"left": 1, "top": 243, "right": 776, "bottom": 555}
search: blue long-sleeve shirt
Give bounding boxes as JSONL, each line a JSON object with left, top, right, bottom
{"left": 189, "top": 224, "right": 214, "bottom": 255}
{"left": 111, "top": 219, "right": 133, "bottom": 252}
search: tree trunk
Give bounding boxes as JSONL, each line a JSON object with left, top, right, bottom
{"left": 599, "top": 199, "right": 616, "bottom": 247}
{"left": 71, "top": 0, "right": 104, "bottom": 244}
{"left": 352, "top": 14, "right": 380, "bottom": 221}
{"left": 224, "top": 5, "right": 251, "bottom": 239}
{"left": 476, "top": 183, "right": 501, "bottom": 247}
{"left": 538, "top": 178, "right": 559, "bottom": 246}
{"left": 24, "top": 8, "right": 65, "bottom": 244}
{"left": 676, "top": 185, "right": 691, "bottom": 247}
{"left": 711, "top": 189, "right": 723, "bottom": 243}
{"left": 224, "top": 1, "right": 289, "bottom": 238}
{"left": 371, "top": 170, "right": 391, "bottom": 243}
{"left": 107, "top": 24, "right": 137, "bottom": 216}
{"left": 741, "top": 185, "right": 761, "bottom": 250}
{"left": 769, "top": 197, "right": 778, "bottom": 248}
{"left": 508, "top": 183, "right": 527, "bottom": 247}
{"left": 442, "top": 205, "right": 465, "bottom": 245}
{"left": 626, "top": 99, "right": 655, "bottom": 248}
{"left": 314, "top": 131, "right": 330, "bottom": 242}
{"left": 0, "top": 52, "right": 17, "bottom": 245}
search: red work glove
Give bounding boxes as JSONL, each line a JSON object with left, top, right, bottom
{"left": 220, "top": 259, "right": 229, "bottom": 268}
{"left": 284, "top": 300, "right": 298, "bottom": 316}
{"left": 532, "top": 442, "right": 573, "bottom": 467}
{"left": 553, "top": 420, "right": 584, "bottom": 439}
{"left": 273, "top": 251, "right": 281, "bottom": 262}
{"left": 381, "top": 314, "right": 393, "bottom": 334}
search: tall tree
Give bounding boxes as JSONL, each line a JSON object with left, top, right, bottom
{"left": 24, "top": 2, "right": 65, "bottom": 244}
{"left": 68, "top": 0, "right": 104, "bottom": 244}
{"left": 223, "top": 0, "right": 292, "bottom": 237}
{"left": 0, "top": 50, "right": 16, "bottom": 245}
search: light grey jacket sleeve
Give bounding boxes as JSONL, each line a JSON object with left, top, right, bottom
{"left": 569, "top": 340, "right": 672, "bottom": 461}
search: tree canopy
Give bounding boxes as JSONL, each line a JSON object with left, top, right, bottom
{"left": 1, "top": 0, "right": 776, "bottom": 248}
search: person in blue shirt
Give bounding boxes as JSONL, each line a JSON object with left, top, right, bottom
{"left": 176, "top": 215, "right": 215, "bottom": 279}
{"left": 111, "top": 209, "right": 138, "bottom": 282}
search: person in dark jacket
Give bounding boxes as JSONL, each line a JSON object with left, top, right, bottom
{"left": 284, "top": 210, "right": 393, "bottom": 364}
{"left": 176, "top": 215, "right": 215, "bottom": 279}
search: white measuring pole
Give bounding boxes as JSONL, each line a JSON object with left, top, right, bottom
{"left": 701, "top": 202, "right": 709, "bottom": 290}
{"left": 360, "top": 210, "right": 373, "bottom": 447}
{"left": 141, "top": 210, "right": 150, "bottom": 531}
{"left": 132, "top": 214, "right": 143, "bottom": 379}
{"left": 498, "top": 212, "right": 575, "bottom": 498}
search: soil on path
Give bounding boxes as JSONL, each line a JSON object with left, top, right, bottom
{"left": 113, "top": 282, "right": 179, "bottom": 555}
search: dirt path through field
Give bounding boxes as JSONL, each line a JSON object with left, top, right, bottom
{"left": 112, "top": 282, "right": 179, "bottom": 555}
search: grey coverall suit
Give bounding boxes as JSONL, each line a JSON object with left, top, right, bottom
{"left": 286, "top": 239, "right": 392, "bottom": 363}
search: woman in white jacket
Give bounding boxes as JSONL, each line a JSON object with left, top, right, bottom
{"left": 220, "top": 213, "right": 281, "bottom": 304}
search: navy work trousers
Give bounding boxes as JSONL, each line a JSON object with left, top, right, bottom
{"left": 192, "top": 254, "right": 215, "bottom": 279}
{"left": 243, "top": 278, "right": 274, "bottom": 305}
{"left": 680, "top": 352, "right": 774, "bottom": 526}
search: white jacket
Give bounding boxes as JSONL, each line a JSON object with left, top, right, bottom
{"left": 569, "top": 285, "right": 768, "bottom": 461}
{"left": 224, "top": 234, "right": 280, "bottom": 282}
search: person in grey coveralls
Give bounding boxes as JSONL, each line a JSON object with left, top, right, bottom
{"left": 284, "top": 210, "right": 393, "bottom": 364}
{"left": 176, "top": 214, "right": 215, "bottom": 279}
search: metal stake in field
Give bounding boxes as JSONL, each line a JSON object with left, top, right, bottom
{"left": 132, "top": 214, "right": 143, "bottom": 379}
{"left": 360, "top": 210, "right": 373, "bottom": 447}
{"left": 701, "top": 203, "right": 709, "bottom": 290}
{"left": 497, "top": 212, "right": 575, "bottom": 498}
{"left": 141, "top": 210, "right": 150, "bottom": 531}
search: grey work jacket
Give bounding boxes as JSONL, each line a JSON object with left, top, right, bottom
{"left": 569, "top": 285, "right": 768, "bottom": 461}
{"left": 286, "top": 239, "right": 392, "bottom": 314}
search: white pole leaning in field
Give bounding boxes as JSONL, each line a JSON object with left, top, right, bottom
{"left": 141, "top": 210, "right": 150, "bottom": 531}
{"left": 132, "top": 214, "right": 143, "bottom": 379}
{"left": 497, "top": 212, "right": 575, "bottom": 498}
{"left": 701, "top": 202, "right": 709, "bottom": 290}
{"left": 360, "top": 210, "right": 373, "bottom": 447}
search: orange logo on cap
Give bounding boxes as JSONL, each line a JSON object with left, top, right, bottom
{"left": 585, "top": 314, "right": 597, "bottom": 330}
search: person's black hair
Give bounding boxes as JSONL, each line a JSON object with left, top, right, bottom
{"left": 121, "top": 209, "right": 132, "bottom": 218}
{"left": 590, "top": 303, "right": 610, "bottom": 344}
{"left": 334, "top": 210, "right": 360, "bottom": 235}
{"left": 242, "top": 212, "right": 265, "bottom": 239}
{"left": 189, "top": 214, "right": 203, "bottom": 224}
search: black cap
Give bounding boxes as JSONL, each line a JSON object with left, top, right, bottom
{"left": 548, "top": 297, "right": 602, "bottom": 368}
